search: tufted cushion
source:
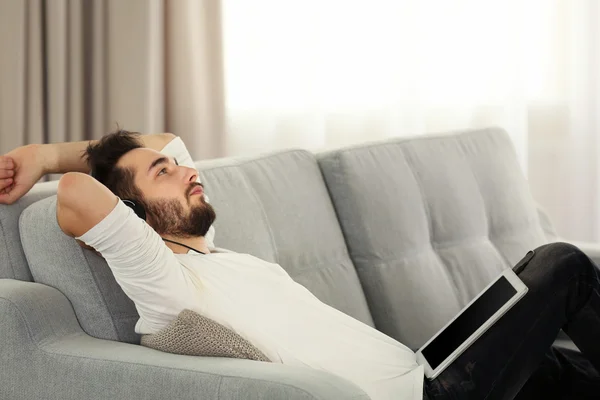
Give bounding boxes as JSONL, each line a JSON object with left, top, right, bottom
{"left": 141, "top": 309, "right": 270, "bottom": 362}
{"left": 318, "top": 127, "right": 549, "bottom": 350}
{"left": 19, "top": 149, "right": 373, "bottom": 344}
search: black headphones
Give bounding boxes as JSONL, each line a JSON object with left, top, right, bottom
{"left": 122, "top": 199, "right": 147, "bottom": 221}
{"left": 122, "top": 199, "right": 206, "bottom": 255}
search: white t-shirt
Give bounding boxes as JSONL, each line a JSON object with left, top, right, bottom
{"left": 77, "top": 137, "right": 424, "bottom": 400}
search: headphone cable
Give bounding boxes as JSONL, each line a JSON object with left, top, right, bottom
{"left": 162, "top": 238, "right": 206, "bottom": 255}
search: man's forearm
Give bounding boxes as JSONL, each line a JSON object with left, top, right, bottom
{"left": 38, "top": 141, "right": 94, "bottom": 175}
{"left": 39, "top": 133, "right": 176, "bottom": 175}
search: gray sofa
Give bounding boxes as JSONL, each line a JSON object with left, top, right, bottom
{"left": 1, "top": 127, "right": 597, "bottom": 399}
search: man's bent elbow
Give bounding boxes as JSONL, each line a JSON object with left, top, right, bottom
{"left": 58, "top": 172, "right": 84, "bottom": 209}
{"left": 57, "top": 172, "right": 89, "bottom": 236}
{"left": 57, "top": 172, "right": 117, "bottom": 237}
{"left": 161, "top": 133, "right": 176, "bottom": 141}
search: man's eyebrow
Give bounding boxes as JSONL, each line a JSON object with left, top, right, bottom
{"left": 148, "top": 156, "right": 169, "bottom": 174}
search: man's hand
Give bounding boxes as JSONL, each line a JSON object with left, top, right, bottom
{"left": 0, "top": 145, "right": 46, "bottom": 205}
{"left": 0, "top": 156, "right": 14, "bottom": 197}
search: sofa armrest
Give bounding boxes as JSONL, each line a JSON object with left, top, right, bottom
{"left": 566, "top": 240, "right": 600, "bottom": 266}
{"left": 0, "top": 280, "right": 369, "bottom": 400}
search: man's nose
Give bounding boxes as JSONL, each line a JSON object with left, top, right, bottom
{"left": 183, "top": 166, "right": 198, "bottom": 183}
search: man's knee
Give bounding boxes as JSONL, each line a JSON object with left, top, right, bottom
{"left": 536, "top": 242, "right": 586, "bottom": 260}
{"left": 531, "top": 242, "right": 593, "bottom": 277}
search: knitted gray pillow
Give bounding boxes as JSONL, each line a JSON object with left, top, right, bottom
{"left": 140, "top": 309, "right": 270, "bottom": 362}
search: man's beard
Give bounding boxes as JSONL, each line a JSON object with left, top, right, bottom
{"left": 144, "top": 195, "right": 216, "bottom": 238}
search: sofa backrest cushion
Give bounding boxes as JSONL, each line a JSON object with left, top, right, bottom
{"left": 0, "top": 180, "right": 58, "bottom": 281}
{"left": 195, "top": 151, "right": 373, "bottom": 326}
{"left": 318, "top": 127, "right": 549, "bottom": 350}
{"left": 19, "top": 150, "right": 373, "bottom": 343}
{"left": 20, "top": 195, "right": 141, "bottom": 343}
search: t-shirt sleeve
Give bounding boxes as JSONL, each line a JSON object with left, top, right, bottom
{"left": 159, "top": 136, "right": 216, "bottom": 249}
{"left": 76, "top": 199, "right": 193, "bottom": 333}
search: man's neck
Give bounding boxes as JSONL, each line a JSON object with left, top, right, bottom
{"left": 161, "top": 235, "right": 210, "bottom": 255}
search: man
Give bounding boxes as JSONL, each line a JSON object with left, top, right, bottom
{"left": 1, "top": 130, "right": 599, "bottom": 400}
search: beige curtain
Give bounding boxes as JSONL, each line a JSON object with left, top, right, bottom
{"left": 0, "top": 0, "right": 225, "bottom": 160}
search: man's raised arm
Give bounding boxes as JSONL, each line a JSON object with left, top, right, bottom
{"left": 0, "top": 133, "right": 176, "bottom": 205}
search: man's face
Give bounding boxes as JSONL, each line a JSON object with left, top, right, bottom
{"left": 117, "top": 148, "right": 216, "bottom": 238}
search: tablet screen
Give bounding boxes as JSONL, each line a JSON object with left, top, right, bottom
{"left": 421, "top": 276, "right": 517, "bottom": 370}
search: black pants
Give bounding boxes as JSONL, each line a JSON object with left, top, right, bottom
{"left": 423, "top": 242, "right": 600, "bottom": 400}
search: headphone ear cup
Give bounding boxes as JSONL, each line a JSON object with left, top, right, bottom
{"left": 122, "top": 199, "right": 147, "bottom": 221}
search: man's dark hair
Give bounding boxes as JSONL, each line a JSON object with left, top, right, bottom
{"left": 84, "top": 129, "right": 144, "bottom": 201}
